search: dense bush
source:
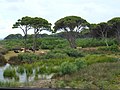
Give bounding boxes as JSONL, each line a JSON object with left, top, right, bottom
{"left": 56, "top": 62, "right": 120, "bottom": 89}
{"left": 98, "top": 44, "right": 119, "bottom": 52}
{"left": 43, "top": 48, "right": 83, "bottom": 59}
{"left": 64, "top": 48, "right": 84, "bottom": 57}
{"left": 84, "top": 55, "right": 119, "bottom": 65}
{"left": 17, "top": 66, "right": 25, "bottom": 75}
{"left": 18, "top": 53, "right": 40, "bottom": 62}
{"left": 2, "top": 39, "right": 23, "bottom": 50}
{"left": 74, "top": 58, "right": 87, "bottom": 70}
{"left": 43, "top": 52, "right": 68, "bottom": 59}
{"left": 9, "top": 53, "right": 40, "bottom": 64}
{"left": 24, "top": 64, "right": 33, "bottom": 80}
{"left": 59, "top": 61, "right": 77, "bottom": 75}
{"left": 76, "top": 38, "right": 118, "bottom": 48}
{"left": 3, "top": 67, "right": 16, "bottom": 79}
{"left": 40, "top": 37, "right": 69, "bottom": 49}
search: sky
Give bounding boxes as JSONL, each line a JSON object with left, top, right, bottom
{"left": 0, "top": 0, "right": 120, "bottom": 39}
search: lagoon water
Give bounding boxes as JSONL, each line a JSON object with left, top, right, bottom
{"left": 0, "top": 65, "right": 5, "bottom": 81}
{"left": 0, "top": 63, "right": 11, "bottom": 82}
{"left": 0, "top": 63, "right": 53, "bottom": 83}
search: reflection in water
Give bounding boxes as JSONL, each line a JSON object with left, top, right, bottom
{"left": 0, "top": 63, "right": 13, "bottom": 82}
{"left": 3, "top": 63, "right": 10, "bottom": 70}
{"left": 0, "top": 63, "right": 53, "bottom": 83}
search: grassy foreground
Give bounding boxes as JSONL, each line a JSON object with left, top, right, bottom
{"left": 0, "top": 38, "right": 119, "bottom": 89}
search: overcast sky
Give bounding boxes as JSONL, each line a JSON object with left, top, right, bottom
{"left": 0, "top": 0, "right": 120, "bottom": 39}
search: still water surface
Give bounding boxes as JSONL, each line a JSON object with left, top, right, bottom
{"left": 0, "top": 63, "right": 53, "bottom": 83}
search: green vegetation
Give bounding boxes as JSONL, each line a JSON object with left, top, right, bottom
{"left": 84, "top": 55, "right": 119, "bottom": 65}
{"left": 54, "top": 62, "right": 120, "bottom": 89}
{"left": 98, "top": 44, "right": 119, "bottom": 52}
{"left": 0, "top": 81, "right": 20, "bottom": 87}
{"left": 18, "top": 53, "right": 40, "bottom": 62}
{"left": 3, "top": 67, "right": 19, "bottom": 80}
{"left": 59, "top": 61, "right": 77, "bottom": 75}
{"left": 17, "top": 66, "right": 25, "bottom": 75}
{"left": 0, "top": 15, "right": 120, "bottom": 89}
{"left": 76, "top": 38, "right": 118, "bottom": 48}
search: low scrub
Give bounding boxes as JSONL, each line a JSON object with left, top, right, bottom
{"left": 3, "top": 67, "right": 16, "bottom": 79}
{"left": 74, "top": 58, "right": 87, "bottom": 70}
{"left": 76, "top": 38, "right": 118, "bottom": 48}
{"left": 43, "top": 52, "right": 68, "bottom": 59}
{"left": 84, "top": 55, "right": 119, "bottom": 65}
{"left": 17, "top": 66, "right": 25, "bottom": 75}
{"left": 54, "top": 61, "right": 120, "bottom": 89}
{"left": 18, "top": 53, "right": 40, "bottom": 62}
{"left": 59, "top": 61, "right": 77, "bottom": 75}
{"left": 98, "top": 44, "right": 119, "bottom": 52}
{"left": 0, "top": 81, "right": 20, "bottom": 87}
{"left": 64, "top": 48, "right": 84, "bottom": 57}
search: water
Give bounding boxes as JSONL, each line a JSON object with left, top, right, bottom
{"left": 0, "top": 66, "right": 5, "bottom": 81}
{"left": 0, "top": 63, "right": 53, "bottom": 83}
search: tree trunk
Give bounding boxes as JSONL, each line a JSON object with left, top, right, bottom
{"left": 104, "top": 38, "right": 109, "bottom": 47}
{"left": 68, "top": 37, "right": 76, "bottom": 49}
{"left": 116, "top": 30, "right": 120, "bottom": 44}
{"left": 24, "top": 34, "right": 27, "bottom": 52}
{"left": 101, "top": 32, "right": 109, "bottom": 47}
{"left": 33, "top": 29, "right": 36, "bottom": 53}
{"left": 65, "top": 32, "right": 77, "bottom": 49}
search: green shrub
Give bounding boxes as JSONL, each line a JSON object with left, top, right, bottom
{"left": 25, "top": 65, "right": 33, "bottom": 79}
{"left": 18, "top": 53, "right": 40, "bottom": 62}
{"left": 74, "top": 58, "right": 87, "bottom": 70}
{"left": 42, "top": 52, "right": 55, "bottom": 59}
{"left": 76, "top": 38, "right": 118, "bottom": 48}
{"left": 37, "top": 66, "right": 46, "bottom": 74}
{"left": 46, "top": 66, "right": 60, "bottom": 74}
{"left": 41, "top": 43, "right": 54, "bottom": 50}
{"left": 40, "top": 37, "right": 69, "bottom": 50}
{"left": 14, "top": 75, "right": 19, "bottom": 81}
{"left": 84, "top": 55, "right": 118, "bottom": 65}
{"left": 59, "top": 61, "right": 77, "bottom": 75}
{"left": 3, "top": 39, "right": 23, "bottom": 51}
{"left": 98, "top": 44, "right": 119, "bottom": 52}
{"left": 43, "top": 52, "right": 68, "bottom": 59}
{"left": 54, "top": 53, "right": 68, "bottom": 59}
{"left": 34, "top": 68, "right": 39, "bottom": 80}
{"left": 64, "top": 48, "right": 84, "bottom": 57}
{"left": 44, "top": 48, "right": 83, "bottom": 59}
{"left": 17, "top": 66, "right": 25, "bottom": 75}
{"left": 51, "top": 49, "right": 64, "bottom": 54}
{"left": 3, "top": 67, "right": 16, "bottom": 79}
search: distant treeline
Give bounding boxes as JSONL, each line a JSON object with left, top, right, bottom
{"left": 4, "top": 32, "right": 91, "bottom": 40}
